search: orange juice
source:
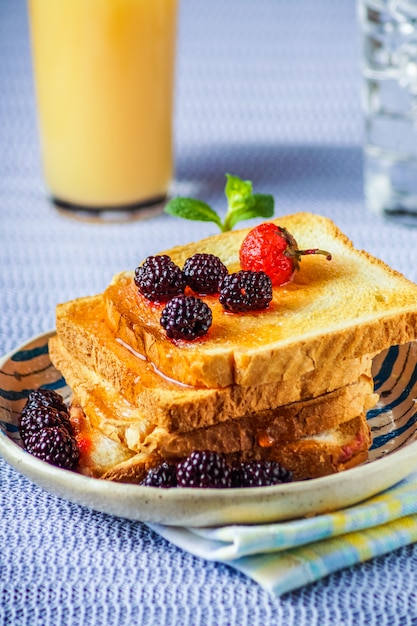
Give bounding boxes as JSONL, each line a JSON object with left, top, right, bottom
{"left": 28, "top": 0, "right": 177, "bottom": 209}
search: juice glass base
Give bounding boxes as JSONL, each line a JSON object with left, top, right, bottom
{"left": 52, "top": 193, "right": 167, "bottom": 223}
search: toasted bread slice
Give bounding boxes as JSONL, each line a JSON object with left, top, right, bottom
{"left": 104, "top": 212, "right": 417, "bottom": 388}
{"left": 151, "top": 390, "right": 375, "bottom": 461}
{"left": 50, "top": 296, "right": 375, "bottom": 432}
{"left": 51, "top": 331, "right": 376, "bottom": 454}
{"left": 69, "top": 400, "right": 371, "bottom": 483}
{"left": 105, "top": 415, "right": 371, "bottom": 483}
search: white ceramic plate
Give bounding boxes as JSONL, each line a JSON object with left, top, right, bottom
{"left": 1, "top": 331, "right": 417, "bottom": 527}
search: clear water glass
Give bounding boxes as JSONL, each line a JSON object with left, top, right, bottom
{"left": 358, "top": 0, "right": 417, "bottom": 223}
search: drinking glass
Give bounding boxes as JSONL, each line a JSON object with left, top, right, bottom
{"left": 358, "top": 0, "right": 417, "bottom": 223}
{"left": 28, "top": 0, "right": 177, "bottom": 216}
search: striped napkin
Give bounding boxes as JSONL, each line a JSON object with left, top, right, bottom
{"left": 147, "top": 472, "right": 417, "bottom": 596}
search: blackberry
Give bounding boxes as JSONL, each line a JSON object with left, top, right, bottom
{"left": 231, "top": 460, "right": 293, "bottom": 488}
{"left": 219, "top": 270, "right": 273, "bottom": 312}
{"left": 23, "top": 388, "right": 67, "bottom": 414}
{"left": 26, "top": 426, "right": 79, "bottom": 469}
{"left": 19, "top": 405, "right": 72, "bottom": 446}
{"left": 176, "top": 450, "right": 232, "bottom": 488}
{"left": 183, "top": 253, "right": 228, "bottom": 295}
{"left": 141, "top": 462, "right": 177, "bottom": 488}
{"left": 160, "top": 295, "right": 212, "bottom": 341}
{"left": 134, "top": 255, "right": 186, "bottom": 302}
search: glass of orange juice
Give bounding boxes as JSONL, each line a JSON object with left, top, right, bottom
{"left": 28, "top": 0, "right": 177, "bottom": 215}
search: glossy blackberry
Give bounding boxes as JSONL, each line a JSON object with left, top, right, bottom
{"left": 160, "top": 295, "right": 212, "bottom": 340}
{"left": 26, "top": 426, "right": 79, "bottom": 469}
{"left": 23, "top": 388, "right": 67, "bottom": 414}
{"left": 19, "top": 406, "right": 72, "bottom": 446}
{"left": 183, "top": 253, "right": 228, "bottom": 295}
{"left": 141, "top": 462, "right": 177, "bottom": 488}
{"left": 134, "top": 255, "right": 186, "bottom": 302}
{"left": 231, "top": 460, "right": 293, "bottom": 487}
{"left": 176, "top": 450, "right": 232, "bottom": 488}
{"left": 219, "top": 270, "right": 273, "bottom": 312}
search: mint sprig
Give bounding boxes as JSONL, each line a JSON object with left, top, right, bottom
{"left": 164, "top": 173, "right": 274, "bottom": 232}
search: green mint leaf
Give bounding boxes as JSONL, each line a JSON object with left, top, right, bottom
{"left": 224, "top": 173, "right": 254, "bottom": 212}
{"left": 164, "top": 174, "right": 275, "bottom": 232}
{"left": 225, "top": 194, "right": 274, "bottom": 230}
{"left": 252, "top": 193, "right": 275, "bottom": 217}
{"left": 164, "top": 197, "right": 222, "bottom": 229}
{"left": 222, "top": 175, "right": 274, "bottom": 232}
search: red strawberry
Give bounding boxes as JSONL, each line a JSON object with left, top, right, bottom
{"left": 239, "top": 222, "right": 331, "bottom": 286}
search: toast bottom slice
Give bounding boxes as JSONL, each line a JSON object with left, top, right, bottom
{"left": 69, "top": 401, "right": 371, "bottom": 483}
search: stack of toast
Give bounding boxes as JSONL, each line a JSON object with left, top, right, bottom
{"left": 49, "top": 212, "right": 417, "bottom": 484}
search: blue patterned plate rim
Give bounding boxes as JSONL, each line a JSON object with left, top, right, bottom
{"left": 0, "top": 331, "right": 417, "bottom": 527}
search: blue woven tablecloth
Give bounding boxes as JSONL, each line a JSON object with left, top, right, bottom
{"left": 3, "top": 0, "right": 417, "bottom": 624}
